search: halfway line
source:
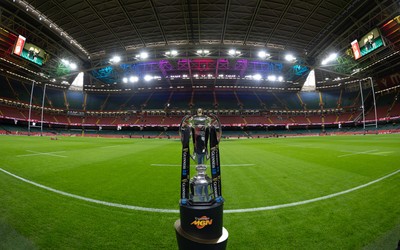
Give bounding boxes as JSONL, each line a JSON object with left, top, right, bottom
{"left": 0, "top": 168, "right": 398, "bottom": 214}
{"left": 338, "top": 150, "right": 378, "bottom": 158}
{"left": 17, "top": 150, "right": 67, "bottom": 158}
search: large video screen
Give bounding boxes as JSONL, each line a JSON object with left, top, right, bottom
{"left": 358, "top": 28, "right": 384, "bottom": 57}
{"left": 13, "top": 35, "right": 48, "bottom": 66}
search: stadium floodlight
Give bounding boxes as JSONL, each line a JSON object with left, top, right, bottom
{"left": 122, "top": 77, "right": 128, "bottom": 83}
{"left": 267, "top": 75, "right": 277, "bottom": 81}
{"left": 140, "top": 52, "right": 148, "bottom": 59}
{"left": 321, "top": 53, "right": 338, "bottom": 65}
{"left": 253, "top": 74, "right": 262, "bottom": 80}
{"left": 165, "top": 50, "right": 178, "bottom": 57}
{"left": 196, "top": 49, "right": 210, "bottom": 56}
{"left": 228, "top": 49, "right": 241, "bottom": 56}
{"left": 258, "top": 51, "right": 270, "bottom": 59}
{"left": 69, "top": 62, "right": 77, "bottom": 70}
{"left": 110, "top": 55, "right": 121, "bottom": 64}
{"left": 61, "top": 59, "right": 70, "bottom": 66}
{"left": 285, "top": 54, "right": 296, "bottom": 62}
{"left": 61, "top": 59, "right": 78, "bottom": 70}
{"left": 136, "top": 52, "right": 149, "bottom": 59}
{"left": 144, "top": 75, "right": 153, "bottom": 82}
{"left": 129, "top": 76, "right": 139, "bottom": 83}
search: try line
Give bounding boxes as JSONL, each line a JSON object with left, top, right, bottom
{"left": 150, "top": 163, "right": 255, "bottom": 167}
{"left": 0, "top": 167, "right": 398, "bottom": 214}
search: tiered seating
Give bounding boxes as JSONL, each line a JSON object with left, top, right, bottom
{"left": 98, "top": 117, "right": 117, "bottom": 125}
{"left": 0, "top": 77, "right": 16, "bottom": 100}
{"left": 102, "top": 94, "right": 124, "bottom": 111}
{"left": 300, "top": 92, "right": 320, "bottom": 110}
{"left": 67, "top": 116, "right": 83, "bottom": 124}
{"left": 125, "top": 92, "right": 152, "bottom": 109}
{"left": 292, "top": 116, "right": 308, "bottom": 124}
{"left": 169, "top": 91, "right": 190, "bottom": 109}
{"left": 162, "top": 116, "right": 182, "bottom": 126}
{"left": 137, "top": 115, "right": 164, "bottom": 126}
{"left": 146, "top": 91, "right": 170, "bottom": 109}
{"left": 10, "top": 81, "right": 31, "bottom": 103}
{"left": 236, "top": 91, "right": 262, "bottom": 109}
{"left": 324, "top": 114, "right": 338, "bottom": 123}
{"left": 46, "top": 88, "right": 65, "bottom": 109}
{"left": 32, "top": 85, "right": 45, "bottom": 106}
{"left": 257, "top": 92, "right": 283, "bottom": 110}
{"left": 322, "top": 90, "right": 341, "bottom": 108}
{"left": 216, "top": 91, "right": 238, "bottom": 109}
{"left": 219, "top": 116, "right": 245, "bottom": 126}
{"left": 83, "top": 116, "right": 98, "bottom": 125}
{"left": 193, "top": 90, "right": 214, "bottom": 109}
{"left": 307, "top": 115, "right": 322, "bottom": 124}
{"left": 66, "top": 91, "right": 84, "bottom": 110}
{"left": 340, "top": 90, "right": 360, "bottom": 108}
{"left": 266, "top": 115, "right": 288, "bottom": 124}
{"left": 244, "top": 115, "right": 269, "bottom": 125}
{"left": 365, "top": 106, "right": 389, "bottom": 120}
{"left": 0, "top": 105, "right": 26, "bottom": 119}
{"left": 389, "top": 101, "right": 400, "bottom": 117}
{"left": 273, "top": 92, "right": 302, "bottom": 110}
{"left": 51, "top": 113, "right": 68, "bottom": 124}
{"left": 86, "top": 93, "right": 108, "bottom": 111}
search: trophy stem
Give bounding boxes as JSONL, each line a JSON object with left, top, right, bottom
{"left": 176, "top": 111, "right": 228, "bottom": 249}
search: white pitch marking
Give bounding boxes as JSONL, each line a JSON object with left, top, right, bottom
{"left": 222, "top": 164, "right": 255, "bottom": 167}
{"left": 224, "top": 169, "right": 400, "bottom": 213}
{"left": 0, "top": 168, "right": 178, "bottom": 214}
{"left": 17, "top": 150, "right": 67, "bottom": 158}
{"left": 151, "top": 164, "right": 255, "bottom": 167}
{"left": 371, "top": 151, "right": 393, "bottom": 156}
{"left": 100, "top": 145, "right": 120, "bottom": 149}
{"left": 337, "top": 150, "right": 378, "bottom": 158}
{"left": 151, "top": 164, "right": 180, "bottom": 167}
{"left": 0, "top": 167, "right": 398, "bottom": 214}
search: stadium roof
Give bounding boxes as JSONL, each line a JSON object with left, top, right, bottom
{"left": 0, "top": 0, "right": 399, "bottom": 91}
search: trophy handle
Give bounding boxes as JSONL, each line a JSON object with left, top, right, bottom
{"left": 179, "top": 115, "right": 192, "bottom": 142}
{"left": 208, "top": 114, "right": 222, "bottom": 142}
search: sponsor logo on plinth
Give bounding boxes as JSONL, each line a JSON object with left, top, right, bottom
{"left": 191, "top": 216, "right": 213, "bottom": 229}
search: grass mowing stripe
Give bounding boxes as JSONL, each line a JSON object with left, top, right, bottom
{"left": 1, "top": 167, "right": 398, "bottom": 214}
{"left": 0, "top": 167, "right": 179, "bottom": 214}
{"left": 225, "top": 168, "right": 400, "bottom": 213}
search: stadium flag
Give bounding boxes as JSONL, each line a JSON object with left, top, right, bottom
{"left": 301, "top": 69, "right": 316, "bottom": 92}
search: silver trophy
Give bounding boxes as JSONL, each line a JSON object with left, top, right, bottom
{"left": 179, "top": 108, "right": 222, "bottom": 205}
{"left": 175, "top": 108, "right": 228, "bottom": 250}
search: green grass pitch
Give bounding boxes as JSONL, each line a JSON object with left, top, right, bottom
{"left": 0, "top": 134, "right": 399, "bottom": 249}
